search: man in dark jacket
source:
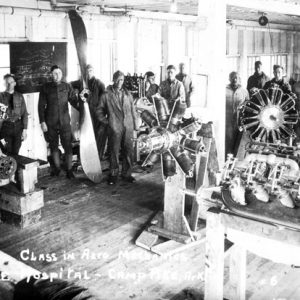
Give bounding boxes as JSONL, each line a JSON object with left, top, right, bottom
{"left": 264, "top": 65, "right": 292, "bottom": 94}
{"left": 79, "top": 64, "right": 106, "bottom": 158}
{"left": 159, "top": 64, "right": 186, "bottom": 109}
{"left": 0, "top": 74, "right": 28, "bottom": 155}
{"left": 175, "top": 62, "right": 194, "bottom": 108}
{"left": 247, "top": 61, "right": 269, "bottom": 93}
{"left": 96, "top": 70, "right": 139, "bottom": 185}
{"left": 144, "top": 71, "right": 159, "bottom": 102}
{"left": 38, "top": 65, "right": 79, "bottom": 179}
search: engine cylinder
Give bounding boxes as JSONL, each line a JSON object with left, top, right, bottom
{"left": 170, "top": 101, "right": 187, "bottom": 126}
{"left": 141, "top": 110, "right": 158, "bottom": 127}
{"left": 181, "top": 138, "right": 205, "bottom": 154}
{"left": 179, "top": 121, "right": 201, "bottom": 136}
{"left": 154, "top": 97, "right": 170, "bottom": 122}
{"left": 162, "top": 152, "right": 176, "bottom": 177}
{"left": 147, "top": 152, "right": 160, "bottom": 164}
{"left": 172, "top": 150, "right": 193, "bottom": 176}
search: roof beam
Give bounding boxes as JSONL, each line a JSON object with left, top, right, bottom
{"left": 0, "top": 0, "right": 52, "bottom": 10}
{"left": 226, "top": 0, "right": 300, "bottom": 16}
{"left": 227, "top": 19, "right": 300, "bottom": 32}
{"left": 0, "top": 0, "right": 202, "bottom": 23}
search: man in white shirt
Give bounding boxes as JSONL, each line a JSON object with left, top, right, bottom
{"left": 225, "top": 71, "right": 249, "bottom": 157}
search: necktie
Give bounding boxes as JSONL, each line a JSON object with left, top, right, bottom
{"left": 9, "top": 94, "right": 14, "bottom": 110}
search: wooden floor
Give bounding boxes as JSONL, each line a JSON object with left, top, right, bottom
{"left": 0, "top": 166, "right": 300, "bottom": 299}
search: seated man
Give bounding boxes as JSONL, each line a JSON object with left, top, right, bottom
{"left": 0, "top": 74, "right": 28, "bottom": 155}
{"left": 38, "top": 65, "right": 79, "bottom": 179}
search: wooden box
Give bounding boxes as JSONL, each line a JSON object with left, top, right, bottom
{"left": 0, "top": 185, "right": 44, "bottom": 228}
{"left": 0, "top": 208, "right": 41, "bottom": 228}
{"left": 0, "top": 186, "right": 44, "bottom": 215}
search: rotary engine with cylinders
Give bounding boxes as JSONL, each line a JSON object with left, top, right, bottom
{"left": 137, "top": 94, "right": 205, "bottom": 178}
{"left": 221, "top": 85, "right": 300, "bottom": 208}
{"left": 135, "top": 92, "right": 215, "bottom": 250}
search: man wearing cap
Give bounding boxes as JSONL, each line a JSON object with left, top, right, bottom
{"left": 144, "top": 71, "right": 159, "bottom": 102}
{"left": 96, "top": 70, "right": 139, "bottom": 185}
{"left": 175, "top": 62, "right": 194, "bottom": 108}
{"left": 247, "top": 61, "right": 269, "bottom": 93}
{"left": 158, "top": 65, "right": 186, "bottom": 108}
{"left": 38, "top": 65, "right": 79, "bottom": 179}
{"left": 0, "top": 74, "right": 28, "bottom": 155}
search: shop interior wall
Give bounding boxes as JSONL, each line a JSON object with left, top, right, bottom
{"left": 0, "top": 12, "right": 202, "bottom": 160}
{"left": 226, "top": 24, "right": 300, "bottom": 88}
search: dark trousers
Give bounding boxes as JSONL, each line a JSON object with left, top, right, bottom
{"left": 45, "top": 124, "right": 72, "bottom": 155}
{"left": 108, "top": 127, "right": 133, "bottom": 177}
{"left": 91, "top": 115, "right": 108, "bottom": 159}
{"left": 0, "top": 120, "right": 23, "bottom": 155}
{"left": 225, "top": 125, "right": 242, "bottom": 158}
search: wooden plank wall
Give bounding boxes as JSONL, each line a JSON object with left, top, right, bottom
{"left": 226, "top": 26, "right": 300, "bottom": 87}
{"left": 0, "top": 12, "right": 200, "bottom": 161}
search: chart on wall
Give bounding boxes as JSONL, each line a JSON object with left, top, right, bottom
{"left": 10, "top": 42, "right": 67, "bottom": 93}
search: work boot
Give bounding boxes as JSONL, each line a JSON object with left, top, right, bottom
{"left": 66, "top": 170, "right": 75, "bottom": 179}
{"left": 121, "top": 175, "right": 136, "bottom": 183}
{"left": 50, "top": 167, "right": 61, "bottom": 177}
{"left": 107, "top": 175, "right": 118, "bottom": 185}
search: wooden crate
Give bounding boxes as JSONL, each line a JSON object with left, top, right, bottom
{"left": 0, "top": 185, "right": 44, "bottom": 228}
{"left": 0, "top": 186, "right": 43, "bottom": 215}
{"left": 0, "top": 208, "right": 41, "bottom": 228}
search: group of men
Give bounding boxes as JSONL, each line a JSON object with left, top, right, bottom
{"left": 0, "top": 62, "right": 194, "bottom": 185}
{"left": 225, "top": 61, "right": 294, "bottom": 157}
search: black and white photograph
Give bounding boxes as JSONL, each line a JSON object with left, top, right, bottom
{"left": 0, "top": 0, "right": 300, "bottom": 299}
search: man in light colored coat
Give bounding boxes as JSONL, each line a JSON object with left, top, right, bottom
{"left": 96, "top": 70, "right": 139, "bottom": 185}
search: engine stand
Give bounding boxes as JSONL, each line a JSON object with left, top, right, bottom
{"left": 136, "top": 124, "right": 217, "bottom": 255}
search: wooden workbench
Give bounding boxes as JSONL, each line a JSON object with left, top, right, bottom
{"left": 204, "top": 207, "right": 300, "bottom": 300}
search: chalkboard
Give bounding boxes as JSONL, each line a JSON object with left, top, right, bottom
{"left": 10, "top": 42, "right": 67, "bottom": 93}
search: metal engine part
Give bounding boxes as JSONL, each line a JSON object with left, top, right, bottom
{"left": 222, "top": 149, "right": 300, "bottom": 208}
{"left": 0, "top": 103, "right": 8, "bottom": 120}
{"left": 239, "top": 86, "right": 298, "bottom": 142}
{"left": 0, "top": 155, "right": 17, "bottom": 180}
{"left": 136, "top": 95, "right": 206, "bottom": 178}
{"left": 222, "top": 86, "right": 300, "bottom": 208}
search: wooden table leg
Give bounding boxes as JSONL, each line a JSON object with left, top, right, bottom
{"left": 204, "top": 209, "right": 225, "bottom": 300}
{"left": 228, "top": 245, "right": 247, "bottom": 300}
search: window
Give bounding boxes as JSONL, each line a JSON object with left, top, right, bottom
{"left": 137, "top": 20, "right": 162, "bottom": 81}
{"left": 226, "top": 55, "right": 239, "bottom": 79}
{"left": 247, "top": 56, "right": 260, "bottom": 77}
{"left": 247, "top": 54, "right": 288, "bottom": 79}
